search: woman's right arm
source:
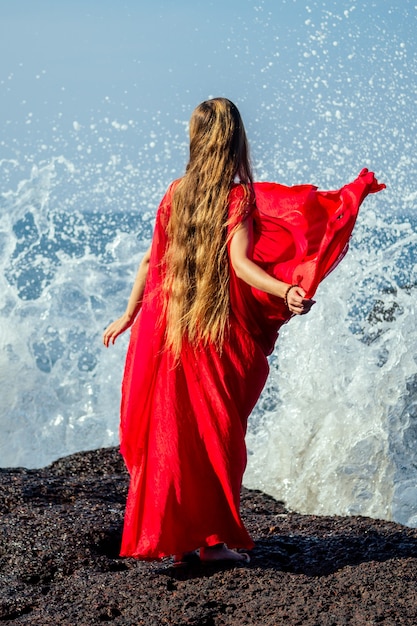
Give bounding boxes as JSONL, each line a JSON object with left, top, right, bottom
{"left": 229, "top": 218, "right": 315, "bottom": 315}
{"left": 103, "top": 246, "right": 151, "bottom": 347}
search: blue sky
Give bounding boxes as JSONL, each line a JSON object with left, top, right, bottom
{"left": 2, "top": 1, "right": 413, "bottom": 120}
{"left": 1, "top": 0, "right": 318, "bottom": 120}
{"left": 1, "top": 1, "right": 416, "bottom": 194}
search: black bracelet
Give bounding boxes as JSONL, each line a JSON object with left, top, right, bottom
{"left": 284, "top": 284, "right": 299, "bottom": 308}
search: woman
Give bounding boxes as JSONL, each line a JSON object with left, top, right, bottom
{"left": 103, "top": 98, "right": 385, "bottom": 564}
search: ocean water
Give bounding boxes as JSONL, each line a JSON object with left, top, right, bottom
{"left": 1, "top": 1, "right": 417, "bottom": 527}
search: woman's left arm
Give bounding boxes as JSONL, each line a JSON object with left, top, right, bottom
{"left": 229, "top": 218, "right": 315, "bottom": 315}
{"left": 103, "top": 246, "right": 151, "bottom": 346}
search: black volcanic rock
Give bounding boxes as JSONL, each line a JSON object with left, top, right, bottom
{"left": 1, "top": 447, "right": 417, "bottom": 625}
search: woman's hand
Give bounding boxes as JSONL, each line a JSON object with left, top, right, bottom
{"left": 286, "top": 285, "right": 315, "bottom": 315}
{"left": 103, "top": 313, "right": 135, "bottom": 347}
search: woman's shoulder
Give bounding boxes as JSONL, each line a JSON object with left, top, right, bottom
{"left": 229, "top": 182, "right": 257, "bottom": 205}
{"left": 165, "top": 177, "right": 182, "bottom": 196}
{"left": 228, "top": 183, "right": 256, "bottom": 225}
{"left": 156, "top": 179, "right": 182, "bottom": 228}
{"left": 159, "top": 178, "right": 182, "bottom": 208}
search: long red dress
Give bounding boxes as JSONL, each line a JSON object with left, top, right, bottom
{"left": 119, "top": 169, "right": 384, "bottom": 559}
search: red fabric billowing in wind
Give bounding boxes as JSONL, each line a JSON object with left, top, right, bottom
{"left": 119, "top": 170, "right": 384, "bottom": 559}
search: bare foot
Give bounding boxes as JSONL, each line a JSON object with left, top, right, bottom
{"left": 172, "top": 550, "right": 200, "bottom": 567}
{"left": 199, "top": 543, "right": 250, "bottom": 563}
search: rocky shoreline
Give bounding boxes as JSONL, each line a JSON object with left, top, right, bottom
{"left": 1, "top": 447, "right": 416, "bottom": 625}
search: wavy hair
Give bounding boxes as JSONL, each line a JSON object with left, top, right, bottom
{"left": 161, "top": 98, "right": 254, "bottom": 357}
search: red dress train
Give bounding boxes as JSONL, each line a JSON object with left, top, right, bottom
{"left": 119, "top": 169, "right": 384, "bottom": 559}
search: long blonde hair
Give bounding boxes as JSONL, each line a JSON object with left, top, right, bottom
{"left": 162, "top": 97, "right": 253, "bottom": 357}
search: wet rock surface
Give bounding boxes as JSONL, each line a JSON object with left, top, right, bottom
{"left": 1, "top": 447, "right": 416, "bottom": 625}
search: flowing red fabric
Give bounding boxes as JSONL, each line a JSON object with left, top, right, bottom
{"left": 119, "top": 169, "right": 384, "bottom": 559}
